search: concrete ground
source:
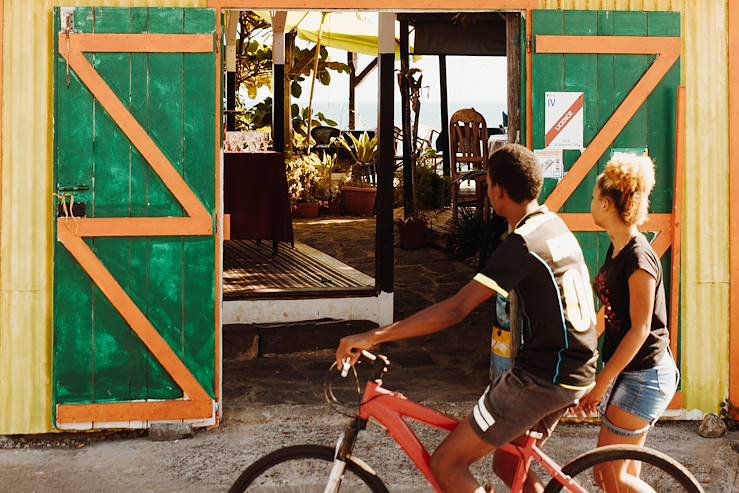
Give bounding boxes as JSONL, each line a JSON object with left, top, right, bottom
{"left": 1, "top": 215, "right": 737, "bottom": 492}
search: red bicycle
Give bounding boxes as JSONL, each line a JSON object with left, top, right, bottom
{"left": 230, "top": 351, "right": 704, "bottom": 493}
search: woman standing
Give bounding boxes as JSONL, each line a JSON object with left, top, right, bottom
{"left": 578, "top": 153, "right": 679, "bottom": 491}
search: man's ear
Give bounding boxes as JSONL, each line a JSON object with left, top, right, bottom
{"left": 494, "top": 184, "right": 508, "bottom": 202}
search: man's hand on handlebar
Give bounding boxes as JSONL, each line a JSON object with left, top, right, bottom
{"left": 336, "top": 332, "right": 376, "bottom": 373}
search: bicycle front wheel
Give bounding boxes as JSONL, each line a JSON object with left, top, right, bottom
{"left": 229, "top": 444, "right": 389, "bottom": 493}
{"left": 543, "top": 444, "right": 704, "bottom": 493}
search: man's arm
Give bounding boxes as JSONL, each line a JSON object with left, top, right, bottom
{"left": 336, "top": 280, "right": 498, "bottom": 367}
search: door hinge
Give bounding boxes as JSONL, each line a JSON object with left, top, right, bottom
{"left": 61, "top": 7, "right": 75, "bottom": 88}
{"left": 527, "top": 38, "right": 533, "bottom": 54}
{"left": 60, "top": 7, "right": 75, "bottom": 33}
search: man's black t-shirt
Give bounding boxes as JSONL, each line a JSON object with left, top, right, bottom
{"left": 474, "top": 206, "right": 599, "bottom": 389}
{"left": 594, "top": 234, "right": 669, "bottom": 371}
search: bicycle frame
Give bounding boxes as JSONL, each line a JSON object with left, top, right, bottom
{"left": 357, "top": 381, "right": 588, "bottom": 493}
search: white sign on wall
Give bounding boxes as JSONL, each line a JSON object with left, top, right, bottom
{"left": 545, "top": 92, "right": 584, "bottom": 150}
{"left": 534, "top": 149, "right": 564, "bottom": 180}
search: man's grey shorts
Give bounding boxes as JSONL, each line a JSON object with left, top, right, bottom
{"left": 469, "top": 367, "right": 590, "bottom": 447}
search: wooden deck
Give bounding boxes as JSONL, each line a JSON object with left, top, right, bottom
{"left": 223, "top": 240, "right": 376, "bottom": 300}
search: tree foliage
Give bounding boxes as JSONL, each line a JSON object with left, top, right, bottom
{"left": 235, "top": 11, "right": 350, "bottom": 125}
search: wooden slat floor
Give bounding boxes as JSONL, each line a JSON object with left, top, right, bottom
{"left": 223, "top": 240, "right": 376, "bottom": 300}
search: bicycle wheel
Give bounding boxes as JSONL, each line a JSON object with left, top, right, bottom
{"left": 542, "top": 444, "right": 704, "bottom": 493}
{"left": 229, "top": 444, "right": 389, "bottom": 493}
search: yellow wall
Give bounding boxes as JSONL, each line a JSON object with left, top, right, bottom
{"left": 0, "top": 0, "right": 207, "bottom": 434}
{"left": 542, "top": 0, "right": 730, "bottom": 418}
{"left": 0, "top": 0, "right": 729, "bottom": 433}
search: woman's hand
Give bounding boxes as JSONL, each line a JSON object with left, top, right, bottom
{"left": 336, "top": 331, "right": 377, "bottom": 369}
{"left": 575, "top": 379, "right": 610, "bottom": 418}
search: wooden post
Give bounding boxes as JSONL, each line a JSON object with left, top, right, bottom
{"left": 376, "top": 13, "right": 395, "bottom": 295}
{"left": 225, "top": 11, "right": 239, "bottom": 131}
{"left": 272, "top": 11, "right": 287, "bottom": 152}
{"left": 348, "top": 52, "right": 356, "bottom": 130}
{"left": 226, "top": 74, "right": 236, "bottom": 130}
{"left": 284, "top": 31, "right": 296, "bottom": 154}
{"left": 439, "top": 55, "right": 451, "bottom": 179}
{"left": 506, "top": 13, "right": 521, "bottom": 144}
{"left": 400, "top": 20, "right": 413, "bottom": 218}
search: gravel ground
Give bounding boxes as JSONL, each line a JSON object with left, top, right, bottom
{"left": 1, "top": 399, "right": 737, "bottom": 492}
{"left": 2, "top": 217, "right": 737, "bottom": 492}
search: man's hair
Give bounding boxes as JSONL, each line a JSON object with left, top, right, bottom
{"left": 487, "top": 143, "right": 543, "bottom": 203}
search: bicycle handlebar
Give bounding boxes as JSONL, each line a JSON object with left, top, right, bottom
{"left": 326, "top": 350, "right": 391, "bottom": 416}
{"left": 340, "top": 350, "right": 381, "bottom": 377}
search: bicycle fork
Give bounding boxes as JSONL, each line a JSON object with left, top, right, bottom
{"left": 323, "top": 417, "right": 367, "bottom": 493}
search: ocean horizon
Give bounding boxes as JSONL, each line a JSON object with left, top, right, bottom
{"left": 312, "top": 100, "right": 507, "bottom": 133}
{"left": 253, "top": 99, "right": 508, "bottom": 134}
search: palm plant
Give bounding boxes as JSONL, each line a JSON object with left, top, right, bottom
{"left": 340, "top": 132, "right": 378, "bottom": 187}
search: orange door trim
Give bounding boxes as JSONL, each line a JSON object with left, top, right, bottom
{"left": 57, "top": 400, "right": 213, "bottom": 423}
{"left": 214, "top": 6, "right": 224, "bottom": 421}
{"left": 536, "top": 35, "right": 681, "bottom": 212}
{"left": 59, "top": 34, "right": 213, "bottom": 226}
{"left": 56, "top": 33, "right": 216, "bottom": 424}
{"left": 670, "top": 87, "right": 686, "bottom": 359}
{"left": 559, "top": 213, "right": 673, "bottom": 260}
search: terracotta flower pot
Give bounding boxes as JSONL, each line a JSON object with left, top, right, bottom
{"left": 397, "top": 218, "right": 428, "bottom": 250}
{"left": 292, "top": 202, "right": 321, "bottom": 219}
{"left": 341, "top": 186, "right": 377, "bottom": 216}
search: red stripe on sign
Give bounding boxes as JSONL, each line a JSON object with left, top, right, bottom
{"left": 545, "top": 94, "right": 584, "bottom": 147}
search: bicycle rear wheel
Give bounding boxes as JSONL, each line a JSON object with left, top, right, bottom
{"left": 229, "top": 444, "right": 389, "bottom": 493}
{"left": 543, "top": 444, "right": 704, "bottom": 493}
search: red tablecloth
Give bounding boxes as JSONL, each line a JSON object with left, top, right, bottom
{"left": 224, "top": 151, "right": 294, "bottom": 246}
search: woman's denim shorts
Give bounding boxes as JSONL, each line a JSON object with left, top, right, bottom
{"left": 599, "top": 350, "right": 679, "bottom": 437}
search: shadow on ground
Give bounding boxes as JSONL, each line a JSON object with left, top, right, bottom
{"left": 223, "top": 214, "right": 493, "bottom": 410}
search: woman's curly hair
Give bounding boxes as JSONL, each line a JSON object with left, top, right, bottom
{"left": 596, "top": 153, "right": 655, "bottom": 226}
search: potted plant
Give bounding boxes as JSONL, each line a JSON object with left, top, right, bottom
{"left": 340, "top": 131, "right": 378, "bottom": 216}
{"left": 316, "top": 151, "right": 343, "bottom": 215}
{"left": 396, "top": 67, "right": 430, "bottom": 249}
{"left": 415, "top": 147, "right": 448, "bottom": 210}
{"left": 286, "top": 153, "right": 322, "bottom": 218}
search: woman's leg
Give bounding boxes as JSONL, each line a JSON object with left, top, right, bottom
{"left": 594, "top": 404, "right": 653, "bottom": 493}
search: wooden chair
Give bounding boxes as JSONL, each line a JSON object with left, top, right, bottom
{"left": 449, "top": 108, "right": 489, "bottom": 222}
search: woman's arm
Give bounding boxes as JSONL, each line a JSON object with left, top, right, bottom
{"left": 578, "top": 268, "right": 656, "bottom": 412}
{"left": 336, "top": 280, "right": 497, "bottom": 367}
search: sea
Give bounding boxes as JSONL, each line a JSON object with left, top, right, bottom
{"left": 291, "top": 100, "right": 508, "bottom": 135}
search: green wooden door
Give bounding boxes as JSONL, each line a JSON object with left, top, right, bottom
{"left": 531, "top": 10, "right": 681, "bottom": 373}
{"left": 53, "top": 7, "right": 218, "bottom": 427}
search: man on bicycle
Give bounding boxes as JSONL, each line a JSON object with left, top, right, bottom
{"left": 337, "top": 143, "right": 599, "bottom": 493}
